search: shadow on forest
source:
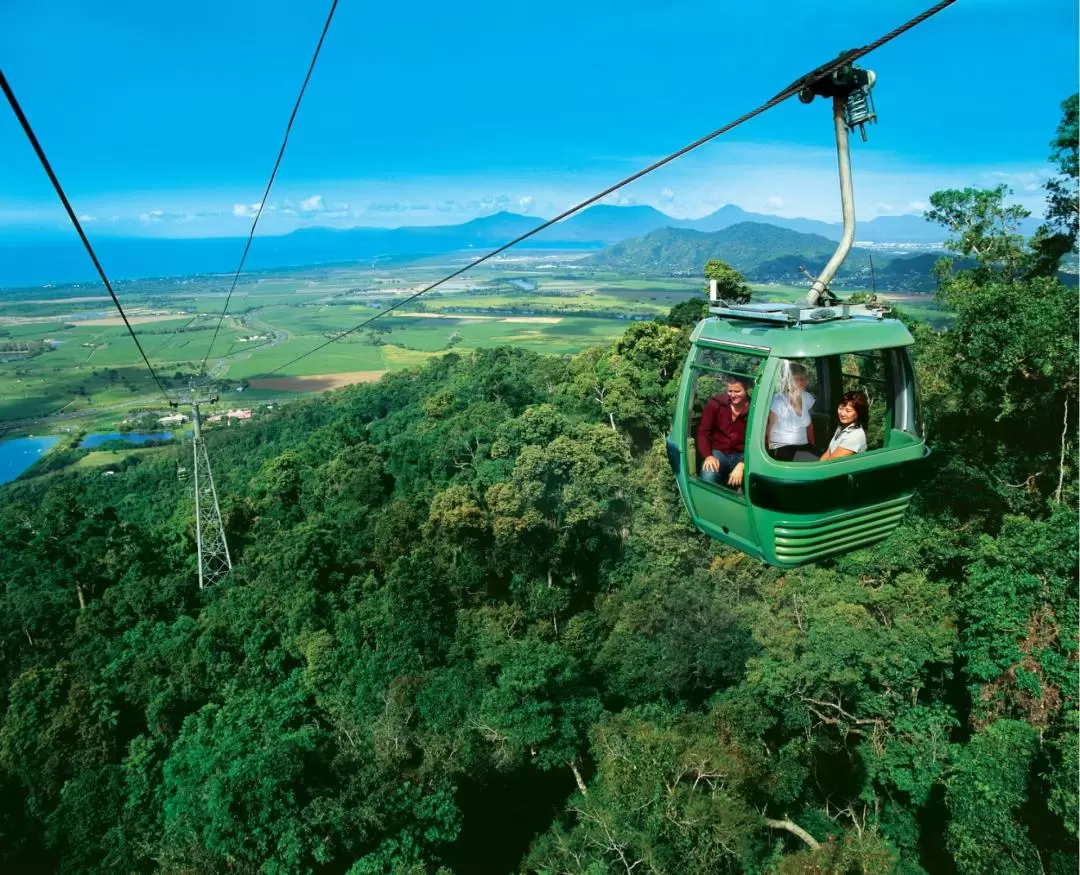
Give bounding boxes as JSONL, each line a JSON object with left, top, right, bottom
{"left": 440, "top": 767, "right": 575, "bottom": 874}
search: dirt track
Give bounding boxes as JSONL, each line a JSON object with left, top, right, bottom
{"left": 71, "top": 313, "right": 189, "bottom": 327}
{"left": 248, "top": 371, "right": 387, "bottom": 392}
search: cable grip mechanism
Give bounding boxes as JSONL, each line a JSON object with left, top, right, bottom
{"left": 798, "top": 56, "right": 878, "bottom": 141}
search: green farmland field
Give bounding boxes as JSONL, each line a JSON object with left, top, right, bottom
{"left": 0, "top": 256, "right": 940, "bottom": 434}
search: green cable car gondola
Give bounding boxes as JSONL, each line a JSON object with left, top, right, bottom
{"left": 665, "top": 62, "right": 931, "bottom": 567}
{"left": 666, "top": 304, "right": 931, "bottom": 566}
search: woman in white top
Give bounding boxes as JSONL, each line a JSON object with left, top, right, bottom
{"left": 766, "top": 362, "right": 816, "bottom": 462}
{"left": 820, "top": 391, "right": 869, "bottom": 460}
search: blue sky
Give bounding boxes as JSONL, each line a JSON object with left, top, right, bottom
{"left": 1, "top": 0, "right": 1076, "bottom": 238}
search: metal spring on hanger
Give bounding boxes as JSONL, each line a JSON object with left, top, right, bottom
{"left": 845, "top": 87, "right": 877, "bottom": 140}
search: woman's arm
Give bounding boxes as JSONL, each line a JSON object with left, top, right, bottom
{"left": 806, "top": 421, "right": 815, "bottom": 447}
{"left": 766, "top": 411, "right": 777, "bottom": 448}
{"left": 819, "top": 427, "right": 863, "bottom": 461}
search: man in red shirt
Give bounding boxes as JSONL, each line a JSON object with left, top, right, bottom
{"left": 696, "top": 376, "right": 751, "bottom": 488}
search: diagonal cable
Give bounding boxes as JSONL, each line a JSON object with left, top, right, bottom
{"left": 199, "top": 0, "right": 339, "bottom": 372}
{"left": 1, "top": 68, "right": 173, "bottom": 402}
{"left": 264, "top": 0, "right": 958, "bottom": 377}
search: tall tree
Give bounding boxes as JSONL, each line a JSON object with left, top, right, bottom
{"left": 1029, "top": 93, "right": 1079, "bottom": 276}
{"left": 704, "top": 259, "right": 751, "bottom": 304}
{"left": 925, "top": 185, "right": 1030, "bottom": 280}
{"left": 922, "top": 178, "right": 1078, "bottom": 511}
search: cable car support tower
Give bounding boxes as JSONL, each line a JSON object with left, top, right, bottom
{"left": 176, "top": 390, "right": 232, "bottom": 589}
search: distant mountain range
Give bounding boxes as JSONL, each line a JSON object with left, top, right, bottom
{"left": 579, "top": 222, "right": 921, "bottom": 289}
{"left": 530, "top": 203, "right": 1040, "bottom": 245}
{"left": 577, "top": 222, "right": 1080, "bottom": 291}
{"left": 0, "top": 203, "right": 1045, "bottom": 288}
{"left": 607, "top": 203, "right": 951, "bottom": 243}
{"left": 581, "top": 222, "right": 858, "bottom": 276}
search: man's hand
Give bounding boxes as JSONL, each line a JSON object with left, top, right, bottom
{"left": 702, "top": 456, "right": 720, "bottom": 473}
{"left": 727, "top": 461, "right": 744, "bottom": 488}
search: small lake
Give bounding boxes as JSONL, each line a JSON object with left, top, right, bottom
{"left": 0, "top": 436, "right": 62, "bottom": 485}
{"left": 79, "top": 431, "right": 173, "bottom": 449}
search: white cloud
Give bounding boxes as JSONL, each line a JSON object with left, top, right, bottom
{"left": 78, "top": 214, "right": 97, "bottom": 222}
{"left": 980, "top": 170, "right": 1042, "bottom": 184}
{"left": 45, "top": 143, "right": 1054, "bottom": 238}
{"left": 366, "top": 201, "right": 408, "bottom": 214}
{"left": 232, "top": 202, "right": 262, "bottom": 218}
{"left": 594, "top": 141, "right": 1056, "bottom": 221}
{"left": 466, "top": 194, "right": 512, "bottom": 213}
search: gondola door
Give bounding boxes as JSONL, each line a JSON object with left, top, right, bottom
{"left": 678, "top": 342, "right": 767, "bottom": 559}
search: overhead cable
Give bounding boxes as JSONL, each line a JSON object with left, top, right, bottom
{"left": 199, "top": 0, "right": 340, "bottom": 372}
{"left": 1, "top": 68, "right": 173, "bottom": 402}
{"left": 264, "top": 0, "right": 958, "bottom": 376}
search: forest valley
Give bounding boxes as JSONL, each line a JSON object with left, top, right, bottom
{"left": 0, "top": 97, "right": 1077, "bottom": 874}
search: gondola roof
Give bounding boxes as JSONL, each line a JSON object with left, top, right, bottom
{"left": 692, "top": 313, "right": 915, "bottom": 359}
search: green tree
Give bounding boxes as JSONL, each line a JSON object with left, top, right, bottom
{"left": 565, "top": 345, "right": 650, "bottom": 433}
{"left": 922, "top": 181, "right": 1079, "bottom": 512}
{"left": 704, "top": 259, "right": 751, "bottom": 304}
{"left": 564, "top": 323, "right": 684, "bottom": 438}
{"left": 717, "top": 561, "right": 958, "bottom": 867}
{"left": 666, "top": 295, "right": 709, "bottom": 327}
{"left": 946, "top": 720, "right": 1042, "bottom": 875}
{"left": 596, "top": 566, "right": 755, "bottom": 704}
{"left": 925, "top": 184, "right": 1030, "bottom": 279}
{"left": 486, "top": 425, "right": 630, "bottom": 581}
{"left": 956, "top": 510, "right": 1078, "bottom": 730}
{"left": 476, "top": 632, "right": 602, "bottom": 774}
{"left": 1029, "top": 93, "right": 1079, "bottom": 276}
{"left": 527, "top": 706, "right": 802, "bottom": 875}
{"left": 159, "top": 674, "right": 345, "bottom": 871}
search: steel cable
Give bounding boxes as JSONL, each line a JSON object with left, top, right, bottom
{"left": 198, "top": 0, "right": 340, "bottom": 372}
{"left": 1, "top": 68, "right": 173, "bottom": 402}
{"left": 264, "top": 0, "right": 958, "bottom": 376}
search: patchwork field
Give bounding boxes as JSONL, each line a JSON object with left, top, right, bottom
{"left": 249, "top": 371, "right": 387, "bottom": 392}
{"left": 0, "top": 255, "right": 938, "bottom": 433}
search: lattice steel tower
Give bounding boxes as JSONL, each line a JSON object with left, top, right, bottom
{"left": 189, "top": 399, "right": 232, "bottom": 588}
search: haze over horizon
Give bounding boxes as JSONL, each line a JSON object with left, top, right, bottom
{"left": 7, "top": 201, "right": 958, "bottom": 240}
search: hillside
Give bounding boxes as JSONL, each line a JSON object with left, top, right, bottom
{"left": 580, "top": 222, "right": 884, "bottom": 285}
{"left": 0, "top": 199, "right": 1047, "bottom": 289}
{"left": 871, "top": 251, "right": 954, "bottom": 289}
{"left": 541, "top": 204, "right": 679, "bottom": 243}
{"left": 0, "top": 252, "right": 1076, "bottom": 872}
{"left": 0, "top": 204, "right": 960, "bottom": 289}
